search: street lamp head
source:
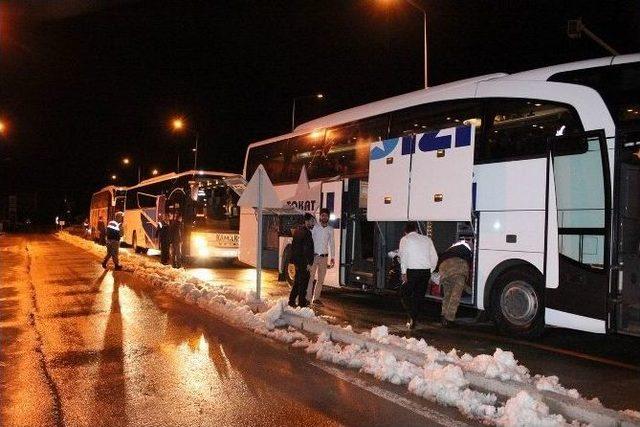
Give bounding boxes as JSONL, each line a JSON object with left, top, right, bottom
{"left": 172, "top": 118, "right": 184, "bottom": 131}
{"left": 151, "top": 169, "right": 159, "bottom": 176}
{"left": 122, "top": 157, "right": 130, "bottom": 165}
{"left": 0, "top": 120, "right": 8, "bottom": 135}
{"left": 111, "top": 174, "right": 117, "bottom": 180}
{"left": 316, "top": 93, "right": 324, "bottom": 99}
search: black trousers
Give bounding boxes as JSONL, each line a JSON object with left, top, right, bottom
{"left": 160, "top": 241, "right": 170, "bottom": 265}
{"left": 400, "top": 269, "right": 431, "bottom": 322}
{"left": 170, "top": 241, "right": 182, "bottom": 268}
{"left": 289, "top": 263, "right": 310, "bottom": 307}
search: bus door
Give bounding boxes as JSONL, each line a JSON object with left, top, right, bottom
{"left": 344, "top": 179, "right": 376, "bottom": 289}
{"left": 546, "top": 131, "right": 609, "bottom": 331}
{"left": 615, "top": 131, "right": 640, "bottom": 336}
{"left": 320, "top": 180, "right": 343, "bottom": 289}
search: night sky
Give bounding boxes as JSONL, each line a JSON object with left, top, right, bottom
{"left": 1, "top": 0, "right": 639, "bottom": 220}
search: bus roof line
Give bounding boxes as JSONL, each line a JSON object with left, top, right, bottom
{"left": 93, "top": 185, "right": 126, "bottom": 196}
{"left": 126, "top": 169, "right": 238, "bottom": 190}
{"left": 245, "top": 53, "right": 639, "bottom": 155}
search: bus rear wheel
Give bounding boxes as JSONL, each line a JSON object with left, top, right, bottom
{"left": 491, "top": 268, "right": 545, "bottom": 339}
{"left": 281, "top": 244, "right": 295, "bottom": 288}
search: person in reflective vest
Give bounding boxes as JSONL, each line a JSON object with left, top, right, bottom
{"left": 102, "top": 212, "right": 124, "bottom": 270}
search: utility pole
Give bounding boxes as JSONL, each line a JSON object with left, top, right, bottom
{"left": 567, "top": 19, "right": 619, "bottom": 56}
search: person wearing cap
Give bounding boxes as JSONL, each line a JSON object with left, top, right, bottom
{"left": 102, "top": 211, "right": 124, "bottom": 270}
{"left": 438, "top": 238, "right": 473, "bottom": 327}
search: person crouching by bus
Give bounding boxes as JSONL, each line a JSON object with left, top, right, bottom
{"left": 439, "top": 238, "right": 473, "bottom": 328}
{"left": 306, "top": 208, "right": 335, "bottom": 306}
{"left": 398, "top": 222, "right": 438, "bottom": 330}
{"left": 102, "top": 211, "right": 124, "bottom": 271}
{"left": 169, "top": 212, "right": 183, "bottom": 268}
{"left": 97, "top": 216, "right": 106, "bottom": 245}
{"left": 157, "top": 213, "right": 171, "bottom": 265}
{"left": 288, "top": 213, "right": 315, "bottom": 308}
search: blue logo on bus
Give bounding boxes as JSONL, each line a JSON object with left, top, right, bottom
{"left": 370, "top": 139, "right": 399, "bottom": 160}
{"left": 370, "top": 125, "right": 472, "bottom": 161}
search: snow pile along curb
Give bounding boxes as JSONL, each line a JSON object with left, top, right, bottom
{"left": 57, "top": 232, "right": 640, "bottom": 427}
{"left": 285, "top": 312, "right": 640, "bottom": 427}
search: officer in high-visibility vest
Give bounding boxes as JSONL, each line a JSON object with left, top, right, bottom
{"left": 102, "top": 211, "right": 124, "bottom": 270}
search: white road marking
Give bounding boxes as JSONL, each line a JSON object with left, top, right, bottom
{"left": 308, "top": 361, "right": 471, "bottom": 427}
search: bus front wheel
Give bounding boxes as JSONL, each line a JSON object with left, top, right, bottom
{"left": 491, "top": 268, "right": 545, "bottom": 339}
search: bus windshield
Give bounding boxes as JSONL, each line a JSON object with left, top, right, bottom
{"left": 193, "top": 180, "right": 240, "bottom": 232}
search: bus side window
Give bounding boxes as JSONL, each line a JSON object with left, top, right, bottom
{"left": 389, "top": 100, "right": 483, "bottom": 143}
{"left": 312, "top": 116, "right": 388, "bottom": 181}
{"left": 246, "top": 138, "right": 290, "bottom": 185}
{"left": 478, "top": 100, "right": 583, "bottom": 163}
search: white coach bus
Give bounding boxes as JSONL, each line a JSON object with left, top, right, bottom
{"left": 122, "top": 170, "right": 240, "bottom": 263}
{"left": 240, "top": 54, "right": 640, "bottom": 338}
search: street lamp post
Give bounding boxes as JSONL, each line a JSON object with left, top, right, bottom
{"left": 291, "top": 93, "right": 324, "bottom": 132}
{"left": 122, "top": 157, "right": 142, "bottom": 183}
{"left": 172, "top": 118, "right": 200, "bottom": 170}
{"left": 381, "top": 1, "right": 428, "bottom": 87}
{"left": 404, "top": 0, "right": 428, "bottom": 88}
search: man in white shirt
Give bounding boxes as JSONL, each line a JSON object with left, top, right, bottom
{"left": 306, "top": 208, "right": 335, "bottom": 306}
{"left": 398, "top": 222, "right": 438, "bottom": 330}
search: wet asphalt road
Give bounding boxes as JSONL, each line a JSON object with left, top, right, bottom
{"left": 1, "top": 234, "right": 476, "bottom": 427}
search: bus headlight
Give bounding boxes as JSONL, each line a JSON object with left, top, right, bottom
{"left": 191, "top": 234, "right": 210, "bottom": 257}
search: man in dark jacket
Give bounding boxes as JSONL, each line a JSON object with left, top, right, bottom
{"left": 438, "top": 238, "right": 473, "bottom": 327}
{"left": 288, "top": 213, "right": 316, "bottom": 308}
{"left": 170, "top": 213, "right": 183, "bottom": 268}
{"left": 102, "top": 211, "right": 124, "bottom": 270}
{"left": 97, "top": 216, "right": 106, "bottom": 245}
{"left": 157, "top": 213, "right": 171, "bottom": 265}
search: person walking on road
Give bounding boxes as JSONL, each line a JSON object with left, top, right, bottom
{"left": 306, "top": 208, "right": 335, "bottom": 306}
{"left": 438, "top": 238, "right": 473, "bottom": 327}
{"left": 157, "top": 213, "right": 171, "bottom": 265}
{"left": 170, "top": 213, "right": 183, "bottom": 268}
{"left": 398, "top": 222, "right": 438, "bottom": 330}
{"left": 97, "top": 216, "right": 106, "bottom": 245}
{"left": 288, "top": 213, "right": 315, "bottom": 308}
{"left": 102, "top": 211, "right": 124, "bottom": 271}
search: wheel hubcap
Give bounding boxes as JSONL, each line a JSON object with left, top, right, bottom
{"left": 500, "top": 280, "right": 538, "bottom": 326}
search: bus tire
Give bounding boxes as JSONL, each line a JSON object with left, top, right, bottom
{"left": 491, "top": 268, "right": 545, "bottom": 339}
{"left": 282, "top": 244, "right": 295, "bottom": 288}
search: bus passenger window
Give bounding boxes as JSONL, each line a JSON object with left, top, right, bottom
{"left": 389, "top": 101, "right": 482, "bottom": 140}
{"left": 309, "top": 117, "right": 388, "bottom": 181}
{"left": 479, "top": 100, "right": 583, "bottom": 163}
{"left": 246, "top": 138, "right": 290, "bottom": 185}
